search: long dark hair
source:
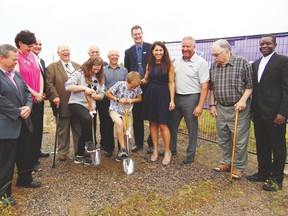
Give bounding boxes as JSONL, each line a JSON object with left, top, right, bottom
{"left": 147, "top": 41, "right": 171, "bottom": 74}
{"left": 79, "top": 56, "right": 104, "bottom": 85}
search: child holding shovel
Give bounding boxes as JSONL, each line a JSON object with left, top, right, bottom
{"left": 105, "top": 72, "right": 142, "bottom": 161}
{"left": 65, "top": 56, "right": 105, "bottom": 165}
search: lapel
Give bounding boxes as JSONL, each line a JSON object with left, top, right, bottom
{"left": 56, "top": 60, "right": 68, "bottom": 80}
{"left": 131, "top": 45, "right": 137, "bottom": 62}
{"left": 0, "top": 71, "right": 23, "bottom": 103}
{"left": 259, "top": 53, "right": 277, "bottom": 84}
{"left": 253, "top": 59, "right": 261, "bottom": 84}
{"left": 39, "top": 58, "right": 46, "bottom": 78}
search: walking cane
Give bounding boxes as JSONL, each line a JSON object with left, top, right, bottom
{"left": 121, "top": 102, "right": 132, "bottom": 153}
{"left": 229, "top": 109, "right": 239, "bottom": 182}
{"left": 52, "top": 107, "right": 59, "bottom": 168}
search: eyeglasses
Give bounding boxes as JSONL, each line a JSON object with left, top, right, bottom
{"left": 211, "top": 49, "right": 226, "bottom": 57}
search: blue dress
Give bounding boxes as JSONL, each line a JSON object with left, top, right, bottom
{"left": 142, "top": 64, "right": 171, "bottom": 124}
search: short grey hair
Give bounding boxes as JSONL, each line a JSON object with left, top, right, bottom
{"left": 212, "top": 39, "right": 231, "bottom": 51}
{"left": 182, "top": 36, "right": 196, "bottom": 45}
{"left": 0, "top": 44, "right": 18, "bottom": 57}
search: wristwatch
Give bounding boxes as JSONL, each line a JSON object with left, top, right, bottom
{"left": 209, "top": 104, "right": 216, "bottom": 107}
{"left": 116, "top": 97, "right": 120, "bottom": 102}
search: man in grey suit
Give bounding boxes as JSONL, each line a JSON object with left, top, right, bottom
{"left": 46, "top": 44, "right": 80, "bottom": 161}
{"left": 246, "top": 34, "right": 288, "bottom": 191}
{"left": 0, "top": 44, "right": 41, "bottom": 206}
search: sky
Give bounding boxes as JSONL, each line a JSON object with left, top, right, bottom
{"left": 1, "top": 0, "right": 288, "bottom": 65}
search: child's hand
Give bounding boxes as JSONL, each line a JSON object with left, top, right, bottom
{"left": 84, "top": 87, "right": 96, "bottom": 95}
{"left": 124, "top": 98, "right": 132, "bottom": 104}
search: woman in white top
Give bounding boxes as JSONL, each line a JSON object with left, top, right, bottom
{"left": 65, "top": 56, "right": 105, "bottom": 165}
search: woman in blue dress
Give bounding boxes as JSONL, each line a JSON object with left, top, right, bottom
{"left": 141, "top": 41, "right": 175, "bottom": 165}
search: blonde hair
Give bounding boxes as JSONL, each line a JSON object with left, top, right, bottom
{"left": 127, "top": 71, "right": 141, "bottom": 86}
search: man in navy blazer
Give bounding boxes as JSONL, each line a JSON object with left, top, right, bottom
{"left": 247, "top": 35, "right": 288, "bottom": 191}
{"left": 0, "top": 44, "right": 41, "bottom": 205}
{"left": 124, "top": 25, "right": 153, "bottom": 153}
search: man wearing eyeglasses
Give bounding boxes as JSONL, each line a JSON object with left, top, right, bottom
{"left": 209, "top": 39, "right": 253, "bottom": 180}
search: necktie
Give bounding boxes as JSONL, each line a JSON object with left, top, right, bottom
{"left": 137, "top": 47, "right": 144, "bottom": 77}
{"left": 65, "top": 64, "right": 73, "bottom": 75}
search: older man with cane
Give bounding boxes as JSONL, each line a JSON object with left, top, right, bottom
{"left": 209, "top": 39, "right": 253, "bottom": 180}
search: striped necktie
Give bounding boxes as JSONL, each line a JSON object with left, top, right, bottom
{"left": 65, "top": 64, "right": 73, "bottom": 75}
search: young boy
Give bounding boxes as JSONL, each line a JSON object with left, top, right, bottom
{"left": 105, "top": 72, "right": 142, "bottom": 161}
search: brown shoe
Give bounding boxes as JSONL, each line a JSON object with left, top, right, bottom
{"left": 59, "top": 154, "right": 67, "bottom": 161}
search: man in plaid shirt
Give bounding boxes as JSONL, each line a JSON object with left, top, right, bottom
{"left": 209, "top": 39, "right": 253, "bottom": 179}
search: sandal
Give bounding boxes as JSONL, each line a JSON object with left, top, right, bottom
{"left": 150, "top": 152, "right": 159, "bottom": 162}
{"left": 213, "top": 164, "right": 231, "bottom": 172}
{"left": 232, "top": 169, "right": 243, "bottom": 179}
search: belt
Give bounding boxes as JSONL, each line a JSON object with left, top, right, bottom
{"left": 218, "top": 103, "right": 235, "bottom": 107}
{"left": 175, "top": 93, "right": 199, "bottom": 96}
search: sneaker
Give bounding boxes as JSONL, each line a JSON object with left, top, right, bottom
{"left": 85, "top": 141, "right": 95, "bottom": 153}
{"left": 116, "top": 149, "right": 128, "bottom": 162}
{"left": 262, "top": 178, "right": 283, "bottom": 191}
{"left": 74, "top": 156, "right": 92, "bottom": 165}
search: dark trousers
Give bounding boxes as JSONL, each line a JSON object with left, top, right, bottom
{"left": 31, "top": 102, "right": 44, "bottom": 167}
{"left": 254, "top": 115, "right": 287, "bottom": 182}
{"left": 0, "top": 139, "right": 17, "bottom": 198}
{"left": 97, "top": 98, "right": 115, "bottom": 152}
{"left": 70, "top": 104, "right": 92, "bottom": 156}
{"left": 133, "top": 99, "right": 153, "bottom": 148}
{"left": 16, "top": 121, "right": 33, "bottom": 185}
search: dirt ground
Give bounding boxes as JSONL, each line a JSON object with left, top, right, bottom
{"left": 2, "top": 104, "right": 288, "bottom": 216}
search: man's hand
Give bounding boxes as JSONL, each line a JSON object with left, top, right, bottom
{"left": 193, "top": 105, "right": 203, "bottom": 117}
{"left": 274, "top": 114, "right": 287, "bottom": 126}
{"left": 20, "top": 106, "right": 31, "bottom": 119}
{"left": 210, "top": 106, "right": 217, "bottom": 118}
{"left": 53, "top": 97, "right": 60, "bottom": 108}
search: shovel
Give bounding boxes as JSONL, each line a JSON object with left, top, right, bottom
{"left": 121, "top": 102, "right": 134, "bottom": 174}
{"left": 91, "top": 148, "right": 101, "bottom": 166}
{"left": 121, "top": 102, "right": 132, "bottom": 153}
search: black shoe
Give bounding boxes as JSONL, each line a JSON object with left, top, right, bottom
{"left": 246, "top": 173, "right": 267, "bottom": 182}
{"left": 147, "top": 147, "right": 154, "bottom": 154}
{"left": 39, "top": 151, "right": 50, "bottom": 158}
{"left": 131, "top": 145, "right": 143, "bottom": 153}
{"left": 16, "top": 180, "right": 42, "bottom": 188}
{"left": 0, "top": 196, "right": 16, "bottom": 206}
{"left": 262, "top": 178, "right": 283, "bottom": 191}
{"left": 105, "top": 151, "right": 113, "bottom": 157}
{"left": 181, "top": 159, "right": 193, "bottom": 165}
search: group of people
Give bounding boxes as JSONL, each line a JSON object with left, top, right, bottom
{"left": 0, "top": 26, "right": 287, "bottom": 206}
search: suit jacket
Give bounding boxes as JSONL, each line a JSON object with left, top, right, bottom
{"left": 124, "top": 42, "right": 151, "bottom": 74}
{"left": 252, "top": 53, "right": 288, "bottom": 120}
{"left": 0, "top": 70, "right": 33, "bottom": 139}
{"left": 46, "top": 60, "right": 80, "bottom": 117}
{"left": 39, "top": 58, "right": 47, "bottom": 94}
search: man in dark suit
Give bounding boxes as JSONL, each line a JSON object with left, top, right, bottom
{"left": 0, "top": 44, "right": 41, "bottom": 205}
{"left": 46, "top": 44, "right": 80, "bottom": 161}
{"left": 246, "top": 34, "right": 288, "bottom": 191}
{"left": 124, "top": 25, "right": 153, "bottom": 153}
{"left": 30, "top": 37, "right": 49, "bottom": 173}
